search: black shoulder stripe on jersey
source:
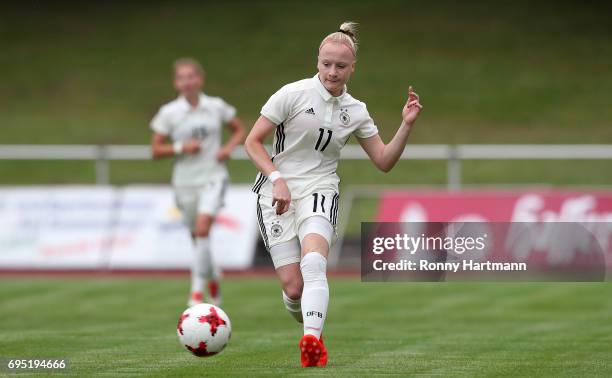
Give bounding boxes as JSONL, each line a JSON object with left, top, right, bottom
{"left": 275, "top": 123, "right": 285, "bottom": 154}
{"left": 280, "top": 123, "right": 285, "bottom": 152}
{"left": 256, "top": 195, "right": 270, "bottom": 250}
{"left": 275, "top": 125, "right": 281, "bottom": 154}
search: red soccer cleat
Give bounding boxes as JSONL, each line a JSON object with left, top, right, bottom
{"left": 300, "top": 334, "right": 324, "bottom": 368}
{"left": 317, "top": 334, "right": 328, "bottom": 367}
{"left": 207, "top": 280, "right": 221, "bottom": 306}
{"left": 188, "top": 291, "right": 203, "bottom": 307}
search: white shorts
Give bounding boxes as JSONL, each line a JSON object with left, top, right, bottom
{"left": 256, "top": 190, "right": 339, "bottom": 268}
{"left": 175, "top": 177, "right": 228, "bottom": 230}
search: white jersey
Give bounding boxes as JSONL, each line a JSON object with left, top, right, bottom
{"left": 151, "top": 93, "right": 236, "bottom": 187}
{"left": 252, "top": 74, "right": 379, "bottom": 199}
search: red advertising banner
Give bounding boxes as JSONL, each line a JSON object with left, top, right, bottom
{"left": 375, "top": 190, "right": 612, "bottom": 274}
{"left": 377, "top": 190, "right": 612, "bottom": 223}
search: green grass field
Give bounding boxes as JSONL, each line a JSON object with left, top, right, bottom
{"left": 1, "top": 277, "right": 611, "bottom": 376}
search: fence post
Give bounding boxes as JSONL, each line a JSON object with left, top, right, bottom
{"left": 95, "top": 145, "right": 110, "bottom": 185}
{"left": 447, "top": 145, "right": 461, "bottom": 190}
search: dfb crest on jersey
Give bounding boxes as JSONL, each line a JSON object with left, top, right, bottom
{"left": 339, "top": 108, "right": 350, "bottom": 125}
{"left": 271, "top": 221, "right": 283, "bottom": 238}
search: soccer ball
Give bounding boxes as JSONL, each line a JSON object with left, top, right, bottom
{"left": 177, "top": 303, "right": 232, "bottom": 357}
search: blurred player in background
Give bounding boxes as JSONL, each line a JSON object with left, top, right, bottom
{"left": 245, "top": 22, "right": 422, "bottom": 367}
{"left": 150, "top": 58, "right": 245, "bottom": 307}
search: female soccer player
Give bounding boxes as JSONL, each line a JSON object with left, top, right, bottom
{"left": 245, "top": 22, "right": 423, "bottom": 367}
{"left": 150, "top": 58, "right": 245, "bottom": 307}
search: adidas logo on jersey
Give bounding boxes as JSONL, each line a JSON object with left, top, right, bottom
{"left": 305, "top": 107, "right": 316, "bottom": 115}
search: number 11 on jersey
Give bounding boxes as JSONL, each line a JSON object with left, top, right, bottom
{"left": 315, "top": 128, "right": 332, "bottom": 151}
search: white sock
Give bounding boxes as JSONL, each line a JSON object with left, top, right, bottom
{"left": 282, "top": 291, "right": 303, "bottom": 323}
{"left": 300, "top": 252, "right": 328, "bottom": 339}
{"left": 191, "top": 237, "right": 212, "bottom": 293}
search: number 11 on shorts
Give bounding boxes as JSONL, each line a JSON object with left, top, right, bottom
{"left": 312, "top": 193, "right": 326, "bottom": 213}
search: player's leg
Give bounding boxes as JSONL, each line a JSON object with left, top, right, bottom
{"left": 297, "top": 216, "right": 333, "bottom": 367}
{"left": 173, "top": 187, "right": 204, "bottom": 306}
{"left": 192, "top": 213, "right": 221, "bottom": 306}
{"left": 272, "top": 240, "right": 303, "bottom": 323}
{"left": 295, "top": 191, "right": 337, "bottom": 367}
{"left": 256, "top": 195, "right": 303, "bottom": 323}
{"left": 299, "top": 229, "right": 330, "bottom": 338}
{"left": 194, "top": 178, "right": 227, "bottom": 306}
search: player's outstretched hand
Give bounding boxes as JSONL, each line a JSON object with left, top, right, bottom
{"left": 402, "top": 86, "right": 423, "bottom": 127}
{"left": 183, "top": 139, "right": 201, "bottom": 154}
{"left": 271, "top": 179, "right": 291, "bottom": 215}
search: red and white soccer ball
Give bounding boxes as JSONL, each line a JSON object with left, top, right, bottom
{"left": 177, "top": 303, "right": 232, "bottom": 357}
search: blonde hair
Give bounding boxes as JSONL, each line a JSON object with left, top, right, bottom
{"left": 319, "top": 21, "right": 359, "bottom": 57}
{"left": 173, "top": 57, "right": 205, "bottom": 78}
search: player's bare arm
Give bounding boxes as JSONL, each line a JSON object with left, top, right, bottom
{"left": 358, "top": 86, "right": 423, "bottom": 172}
{"left": 151, "top": 132, "right": 200, "bottom": 159}
{"left": 217, "top": 117, "right": 246, "bottom": 162}
{"left": 245, "top": 115, "right": 291, "bottom": 215}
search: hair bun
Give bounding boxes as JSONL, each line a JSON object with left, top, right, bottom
{"left": 338, "top": 21, "right": 358, "bottom": 42}
{"left": 319, "top": 21, "right": 359, "bottom": 56}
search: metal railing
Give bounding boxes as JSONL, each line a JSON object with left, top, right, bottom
{"left": 1, "top": 144, "right": 611, "bottom": 188}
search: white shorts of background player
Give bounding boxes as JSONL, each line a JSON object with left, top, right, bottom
{"left": 174, "top": 176, "right": 228, "bottom": 231}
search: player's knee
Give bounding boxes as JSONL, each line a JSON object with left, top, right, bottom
{"left": 281, "top": 278, "right": 303, "bottom": 300}
{"left": 300, "top": 252, "right": 327, "bottom": 282}
{"left": 194, "top": 227, "right": 209, "bottom": 238}
{"left": 301, "top": 234, "right": 329, "bottom": 255}
{"left": 194, "top": 216, "right": 212, "bottom": 237}
{"left": 298, "top": 216, "right": 333, "bottom": 254}
{"left": 284, "top": 286, "right": 302, "bottom": 301}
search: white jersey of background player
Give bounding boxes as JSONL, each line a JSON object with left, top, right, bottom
{"left": 245, "top": 22, "right": 423, "bottom": 367}
{"left": 150, "top": 58, "right": 245, "bottom": 307}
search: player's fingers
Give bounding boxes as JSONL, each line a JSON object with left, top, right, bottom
{"left": 407, "top": 100, "right": 419, "bottom": 107}
{"left": 275, "top": 201, "right": 282, "bottom": 215}
{"left": 276, "top": 199, "right": 288, "bottom": 215}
